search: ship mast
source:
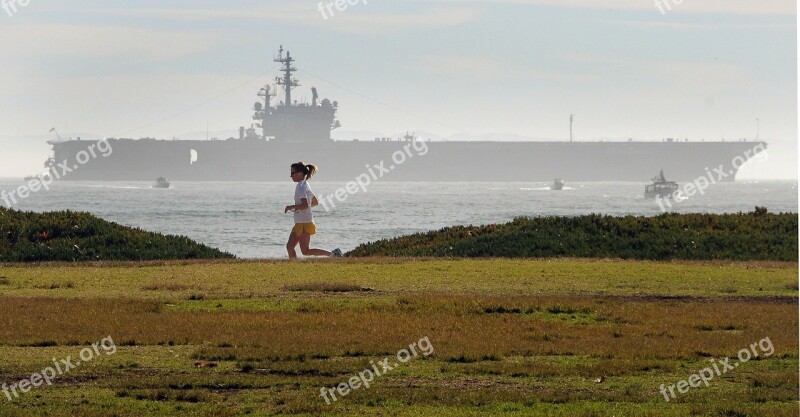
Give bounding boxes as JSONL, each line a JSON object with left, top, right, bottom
{"left": 274, "top": 46, "right": 300, "bottom": 107}
{"left": 756, "top": 117, "right": 760, "bottom": 141}
{"left": 254, "top": 84, "right": 275, "bottom": 140}
{"left": 570, "top": 114, "right": 573, "bottom": 142}
{"left": 258, "top": 84, "right": 274, "bottom": 109}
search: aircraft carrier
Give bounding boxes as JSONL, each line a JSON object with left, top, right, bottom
{"left": 46, "top": 47, "right": 767, "bottom": 183}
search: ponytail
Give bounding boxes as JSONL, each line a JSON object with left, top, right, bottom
{"left": 290, "top": 162, "right": 318, "bottom": 180}
{"left": 305, "top": 164, "right": 317, "bottom": 179}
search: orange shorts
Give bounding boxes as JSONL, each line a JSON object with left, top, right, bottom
{"left": 292, "top": 222, "right": 316, "bottom": 237}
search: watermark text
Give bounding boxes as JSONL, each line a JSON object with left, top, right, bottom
{"left": 2, "top": 336, "right": 116, "bottom": 401}
{"left": 1, "top": 139, "right": 113, "bottom": 208}
{"left": 320, "top": 336, "right": 433, "bottom": 404}
{"left": 318, "top": 0, "right": 367, "bottom": 20}
{"left": 659, "top": 336, "right": 774, "bottom": 402}
{"left": 318, "top": 138, "right": 428, "bottom": 212}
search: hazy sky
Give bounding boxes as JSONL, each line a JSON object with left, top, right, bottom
{"left": 0, "top": 0, "right": 796, "bottom": 178}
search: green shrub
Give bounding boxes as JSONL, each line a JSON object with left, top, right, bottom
{"left": 0, "top": 207, "right": 234, "bottom": 262}
{"left": 347, "top": 208, "right": 797, "bottom": 261}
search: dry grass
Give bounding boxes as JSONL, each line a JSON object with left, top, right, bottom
{"left": 0, "top": 259, "right": 795, "bottom": 416}
{"left": 282, "top": 282, "right": 372, "bottom": 292}
{"left": 0, "top": 295, "right": 794, "bottom": 361}
{"left": 141, "top": 283, "right": 198, "bottom": 291}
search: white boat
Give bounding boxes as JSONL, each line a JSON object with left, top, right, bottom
{"left": 644, "top": 170, "right": 678, "bottom": 199}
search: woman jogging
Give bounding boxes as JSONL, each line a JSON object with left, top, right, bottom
{"left": 284, "top": 162, "right": 343, "bottom": 259}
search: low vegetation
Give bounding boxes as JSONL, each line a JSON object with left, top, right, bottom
{"left": 348, "top": 208, "right": 797, "bottom": 261}
{"left": 0, "top": 208, "right": 234, "bottom": 262}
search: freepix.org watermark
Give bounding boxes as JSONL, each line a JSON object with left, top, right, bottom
{"left": 655, "top": 143, "right": 767, "bottom": 212}
{"left": 2, "top": 336, "right": 117, "bottom": 401}
{"left": 659, "top": 336, "right": 774, "bottom": 402}
{"left": 655, "top": 0, "right": 684, "bottom": 15}
{"left": 317, "top": 0, "right": 367, "bottom": 20}
{"left": 1, "top": 0, "right": 30, "bottom": 17}
{"left": 319, "top": 336, "right": 434, "bottom": 404}
{"left": 1, "top": 139, "right": 113, "bottom": 208}
{"left": 318, "top": 138, "right": 428, "bottom": 212}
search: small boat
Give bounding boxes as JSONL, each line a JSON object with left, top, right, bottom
{"left": 644, "top": 170, "right": 678, "bottom": 199}
{"left": 551, "top": 179, "right": 564, "bottom": 190}
{"left": 153, "top": 177, "right": 171, "bottom": 188}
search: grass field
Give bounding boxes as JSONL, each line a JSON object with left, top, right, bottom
{"left": 0, "top": 258, "right": 796, "bottom": 416}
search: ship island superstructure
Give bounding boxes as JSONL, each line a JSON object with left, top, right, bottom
{"left": 46, "top": 47, "right": 767, "bottom": 183}
{"left": 252, "top": 46, "right": 341, "bottom": 143}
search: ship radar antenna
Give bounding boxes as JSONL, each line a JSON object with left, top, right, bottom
{"left": 258, "top": 84, "right": 276, "bottom": 102}
{"left": 48, "top": 127, "right": 62, "bottom": 141}
{"left": 274, "top": 46, "right": 300, "bottom": 107}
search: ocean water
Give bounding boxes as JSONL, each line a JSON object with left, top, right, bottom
{"left": 0, "top": 179, "right": 796, "bottom": 258}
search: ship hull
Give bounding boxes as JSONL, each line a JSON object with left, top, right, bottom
{"left": 48, "top": 139, "right": 767, "bottom": 183}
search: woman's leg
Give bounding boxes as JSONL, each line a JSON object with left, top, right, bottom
{"left": 299, "top": 232, "right": 331, "bottom": 257}
{"left": 286, "top": 230, "right": 300, "bottom": 259}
